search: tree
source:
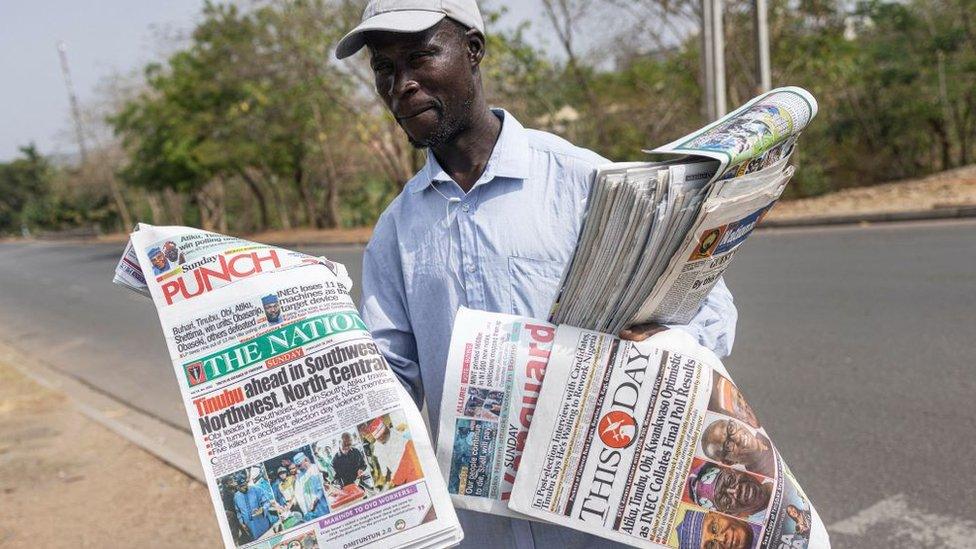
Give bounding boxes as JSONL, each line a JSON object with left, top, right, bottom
{"left": 0, "top": 144, "right": 52, "bottom": 233}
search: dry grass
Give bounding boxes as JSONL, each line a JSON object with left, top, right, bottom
{"left": 769, "top": 165, "right": 976, "bottom": 220}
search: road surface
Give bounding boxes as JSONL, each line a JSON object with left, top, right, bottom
{"left": 1, "top": 220, "right": 973, "bottom": 548}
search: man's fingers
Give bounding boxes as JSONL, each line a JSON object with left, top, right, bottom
{"left": 619, "top": 323, "right": 667, "bottom": 341}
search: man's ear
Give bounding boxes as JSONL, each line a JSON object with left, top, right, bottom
{"left": 466, "top": 28, "right": 486, "bottom": 67}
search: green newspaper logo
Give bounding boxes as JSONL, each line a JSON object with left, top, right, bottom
{"left": 182, "top": 311, "right": 367, "bottom": 386}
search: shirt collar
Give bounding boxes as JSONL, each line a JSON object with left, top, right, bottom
{"left": 409, "top": 108, "right": 531, "bottom": 194}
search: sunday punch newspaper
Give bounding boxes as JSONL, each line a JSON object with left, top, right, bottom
{"left": 113, "top": 224, "right": 461, "bottom": 549}
{"left": 438, "top": 309, "right": 829, "bottom": 549}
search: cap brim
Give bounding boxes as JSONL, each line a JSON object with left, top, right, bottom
{"left": 335, "top": 11, "right": 447, "bottom": 59}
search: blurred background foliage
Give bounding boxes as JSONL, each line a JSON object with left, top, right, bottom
{"left": 2, "top": 0, "right": 974, "bottom": 235}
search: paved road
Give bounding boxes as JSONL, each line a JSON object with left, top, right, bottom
{"left": 1, "top": 220, "right": 973, "bottom": 548}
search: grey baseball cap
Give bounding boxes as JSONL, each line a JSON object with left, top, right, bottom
{"left": 335, "top": 0, "right": 485, "bottom": 59}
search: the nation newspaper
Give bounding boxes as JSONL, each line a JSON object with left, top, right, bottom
{"left": 114, "top": 224, "right": 462, "bottom": 549}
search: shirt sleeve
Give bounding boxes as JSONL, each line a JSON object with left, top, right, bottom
{"left": 359, "top": 214, "right": 424, "bottom": 406}
{"left": 666, "top": 276, "right": 737, "bottom": 358}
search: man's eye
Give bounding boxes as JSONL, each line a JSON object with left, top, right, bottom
{"left": 409, "top": 52, "right": 432, "bottom": 66}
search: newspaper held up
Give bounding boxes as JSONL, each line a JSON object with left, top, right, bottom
{"left": 648, "top": 86, "right": 817, "bottom": 182}
{"left": 506, "top": 311, "right": 830, "bottom": 548}
{"left": 114, "top": 224, "right": 462, "bottom": 549}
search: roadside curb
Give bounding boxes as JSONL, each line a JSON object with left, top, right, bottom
{"left": 9, "top": 206, "right": 976, "bottom": 246}
{"left": 0, "top": 340, "right": 203, "bottom": 483}
{"left": 760, "top": 205, "right": 976, "bottom": 228}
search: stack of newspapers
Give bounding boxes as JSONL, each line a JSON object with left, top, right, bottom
{"left": 114, "top": 226, "right": 462, "bottom": 549}
{"left": 550, "top": 86, "right": 818, "bottom": 333}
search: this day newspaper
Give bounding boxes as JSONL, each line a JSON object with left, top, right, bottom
{"left": 113, "top": 224, "right": 461, "bottom": 549}
{"left": 438, "top": 308, "right": 829, "bottom": 549}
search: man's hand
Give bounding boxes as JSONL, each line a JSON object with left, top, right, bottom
{"left": 619, "top": 322, "right": 668, "bottom": 342}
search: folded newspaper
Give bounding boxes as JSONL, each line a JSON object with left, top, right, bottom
{"left": 113, "top": 224, "right": 462, "bottom": 549}
{"left": 550, "top": 86, "right": 818, "bottom": 333}
{"left": 438, "top": 308, "right": 829, "bottom": 549}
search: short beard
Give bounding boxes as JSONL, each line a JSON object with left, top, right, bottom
{"left": 406, "top": 93, "right": 474, "bottom": 150}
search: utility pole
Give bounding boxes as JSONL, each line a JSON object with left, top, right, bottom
{"left": 702, "top": 0, "right": 715, "bottom": 121}
{"left": 56, "top": 40, "right": 133, "bottom": 229}
{"left": 754, "top": 0, "right": 772, "bottom": 93}
{"left": 57, "top": 41, "right": 88, "bottom": 162}
{"left": 701, "top": 0, "right": 727, "bottom": 120}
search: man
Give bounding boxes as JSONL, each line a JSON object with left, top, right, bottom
{"left": 686, "top": 461, "right": 772, "bottom": 521}
{"left": 366, "top": 416, "right": 423, "bottom": 488}
{"left": 292, "top": 452, "right": 329, "bottom": 520}
{"left": 162, "top": 240, "right": 185, "bottom": 265}
{"left": 700, "top": 418, "right": 776, "bottom": 477}
{"left": 786, "top": 504, "right": 812, "bottom": 536}
{"left": 262, "top": 294, "right": 283, "bottom": 324}
{"left": 147, "top": 247, "right": 170, "bottom": 275}
{"left": 676, "top": 509, "right": 755, "bottom": 549}
{"left": 232, "top": 471, "right": 274, "bottom": 541}
{"left": 340, "top": 1, "right": 737, "bottom": 546}
{"left": 272, "top": 466, "right": 297, "bottom": 511}
{"left": 331, "top": 433, "right": 368, "bottom": 488}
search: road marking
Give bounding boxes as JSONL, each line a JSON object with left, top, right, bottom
{"left": 830, "top": 494, "right": 976, "bottom": 548}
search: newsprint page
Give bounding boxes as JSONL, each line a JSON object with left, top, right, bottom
{"left": 114, "top": 224, "right": 461, "bottom": 549}
{"left": 439, "top": 308, "right": 829, "bottom": 549}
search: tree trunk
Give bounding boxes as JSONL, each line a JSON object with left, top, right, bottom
{"left": 107, "top": 174, "right": 133, "bottom": 231}
{"left": 270, "top": 176, "right": 293, "bottom": 230}
{"left": 238, "top": 168, "right": 270, "bottom": 231}
{"left": 929, "top": 119, "right": 951, "bottom": 171}
{"left": 319, "top": 147, "right": 342, "bottom": 229}
{"left": 146, "top": 192, "right": 165, "bottom": 225}
{"left": 163, "top": 188, "right": 185, "bottom": 225}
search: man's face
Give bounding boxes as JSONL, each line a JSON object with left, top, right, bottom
{"left": 365, "top": 21, "right": 478, "bottom": 149}
{"left": 288, "top": 465, "right": 298, "bottom": 476}
{"left": 700, "top": 512, "right": 753, "bottom": 549}
{"left": 278, "top": 471, "right": 287, "bottom": 481}
{"left": 151, "top": 252, "right": 167, "bottom": 270}
{"left": 236, "top": 482, "right": 247, "bottom": 493}
{"left": 341, "top": 433, "right": 352, "bottom": 451}
{"left": 712, "top": 468, "right": 770, "bottom": 516}
{"left": 703, "top": 419, "right": 767, "bottom": 465}
{"left": 163, "top": 242, "right": 179, "bottom": 261}
{"left": 264, "top": 301, "right": 280, "bottom": 319}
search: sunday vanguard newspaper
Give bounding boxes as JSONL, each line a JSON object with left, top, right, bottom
{"left": 113, "top": 224, "right": 461, "bottom": 549}
{"left": 438, "top": 308, "right": 829, "bottom": 549}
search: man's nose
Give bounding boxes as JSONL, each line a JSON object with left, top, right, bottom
{"left": 389, "top": 67, "right": 419, "bottom": 98}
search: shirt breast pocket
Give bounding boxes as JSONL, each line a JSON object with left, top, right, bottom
{"left": 508, "top": 256, "right": 565, "bottom": 318}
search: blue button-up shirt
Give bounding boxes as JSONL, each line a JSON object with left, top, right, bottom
{"left": 360, "top": 109, "right": 737, "bottom": 549}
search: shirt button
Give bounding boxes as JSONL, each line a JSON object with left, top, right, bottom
{"left": 466, "top": 265, "right": 476, "bottom": 273}
{"left": 461, "top": 204, "right": 470, "bottom": 213}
